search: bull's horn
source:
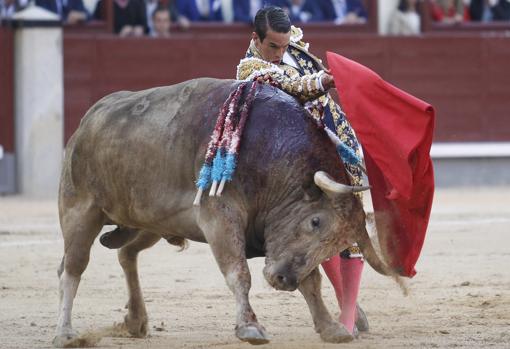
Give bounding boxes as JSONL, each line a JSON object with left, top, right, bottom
{"left": 314, "top": 171, "right": 371, "bottom": 194}
{"left": 356, "top": 224, "right": 393, "bottom": 276}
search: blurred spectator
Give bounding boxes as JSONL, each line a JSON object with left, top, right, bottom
{"left": 389, "top": 0, "right": 421, "bottom": 35}
{"left": 36, "top": 0, "right": 89, "bottom": 24}
{"left": 220, "top": 0, "right": 233, "bottom": 21}
{"left": 176, "top": 0, "right": 223, "bottom": 21}
{"left": 308, "top": 0, "right": 367, "bottom": 24}
{"left": 173, "top": 0, "right": 320, "bottom": 23}
{"left": 430, "top": 0, "right": 466, "bottom": 23}
{"left": 151, "top": 4, "right": 170, "bottom": 36}
{"left": 288, "top": 0, "right": 314, "bottom": 22}
{"left": 233, "top": 0, "right": 278, "bottom": 23}
{"left": 145, "top": 0, "right": 157, "bottom": 30}
{"left": 94, "top": 0, "right": 148, "bottom": 36}
{"left": 469, "top": 0, "right": 510, "bottom": 21}
{"left": 232, "top": 0, "right": 252, "bottom": 22}
{"left": 183, "top": 0, "right": 257, "bottom": 23}
{"left": 233, "top": 0, "right": 317, "bottom": 23}
{"left": 0, "top": 0, "right": 27, "bottom": 18}
{"left": 250, "top": 0, "right": 262, "bottom": 19}
{"left": 263, "top": 0, "right": 317, "bottom": 22}
{"left": 166, "top": 0, "right": 190, "bottom": 29}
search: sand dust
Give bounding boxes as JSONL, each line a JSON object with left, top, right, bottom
{"left": 0, "top": 187, "right": 509, "bottom": 349}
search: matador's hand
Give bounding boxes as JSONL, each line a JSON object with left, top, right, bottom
{"left": 254, "top": 74, "right": 280, "bottom": 87}
{"left": 321, "top": 73, "right": 335, "bottom": 90}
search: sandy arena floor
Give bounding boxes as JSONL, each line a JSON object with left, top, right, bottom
{"left": 0, "top": 188, "right": 509, "bottom": 349}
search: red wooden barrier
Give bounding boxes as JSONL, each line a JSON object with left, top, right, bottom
{"left": 63, "top": 30, "right": 510, "bottom": 144}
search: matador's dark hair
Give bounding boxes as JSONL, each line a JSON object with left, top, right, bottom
{"left": 253, "top": 6, "right": 291, "bottom": 42}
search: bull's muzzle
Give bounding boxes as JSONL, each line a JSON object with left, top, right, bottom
{"left": 263, "top": 264, "right": 298, "bottom": 291}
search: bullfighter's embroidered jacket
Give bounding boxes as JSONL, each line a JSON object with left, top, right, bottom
{"left": 236, "top": 26, "right": 362, "bottom": 187}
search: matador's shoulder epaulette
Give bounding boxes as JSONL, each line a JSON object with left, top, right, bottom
{"left": 236, "top": 56, "right": 284, "bottom": 81}
{"left": 290, "top": 25, "right": 310, "bottom": 52}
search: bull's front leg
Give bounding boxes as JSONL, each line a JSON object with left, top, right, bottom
{"left": 198, "top": 203, "right": 269, "bottom": 345}
{"left": 299, "top": 268, "right": 354, "bottom": 343}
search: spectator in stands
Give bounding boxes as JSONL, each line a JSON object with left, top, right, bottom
{"left": 165, "top": 0, "right": 191, "bottom": 29}
{"left": 231, "top": 0, "right": 266, "bottom": 23}
{"left": 430, "top": 0, "right": 466, "bottom": 23}
{"left": 171, "top": 0, "right": 265, "bottom": 24}
{"left": 308, "top": 0, "right": 367, "bottom": 24}
{"left": 288, "top": 0, "right": 316, "bottom": 22}
{"left": 94, "top": 0, "right": 148, "bottom": 36}
{"left": 200, "top": 0, "right": 259, "bottom": 23}
{"left": 232, "top": 0, "right": 251, "bottom": 22}
{"left": 388, "top": 0, "right": 421, "bottom": 35}
{"left": 145, "top": 0, "right": 158, "bottom": 32}
{"left": 176, "top": 0, "right": 223, "bottom": 21}
{"left": 145, "top": 0, "right": 190, "bottom": 30}
{"left": 0, "top": 0, "right": 26, "bottom": 18}
{"left": 233, "top": 0, "right": 282, "bottom": 23}
{"left": 36, "top": 0, "right": 89, "bottom": 24}
{"left": 151, "top": 5, "right": 171, "bottom": 37}
{"left": 233, "top": 0, "right": 317, "bottom": 23}
{"left": 263, "top": 0, "right": 319, "bottom": 22}
{"left": 146, "top": 0, "right": 186, "bottom": 32}
{"left": 469, "top": 0, "right": 510, "bottom": 21}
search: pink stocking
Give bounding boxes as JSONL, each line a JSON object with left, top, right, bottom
{"left": 321, "top": 255, "right": 343, "bottom": 309}
{"left": 338, "top": 257, "right": 364, "bottom": 334}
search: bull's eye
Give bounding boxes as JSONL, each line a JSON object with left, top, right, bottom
{"left": 311, "top": 217, "right": 321, "bottom": 229}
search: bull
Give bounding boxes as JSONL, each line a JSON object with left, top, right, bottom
{"left": 53, "top": 78, "right": 390, "bottom": 347}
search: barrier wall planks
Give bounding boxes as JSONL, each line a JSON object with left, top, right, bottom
{"left": 64, "top": 31, "right": 510, "bottom": 143}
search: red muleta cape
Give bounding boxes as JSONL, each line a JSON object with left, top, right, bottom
{"left": 327, "top": 52, "right": 435, "bottom": 277}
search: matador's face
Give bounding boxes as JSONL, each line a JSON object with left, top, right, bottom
{"left": 253, "top": 29, "right": 291, "bottom": 65}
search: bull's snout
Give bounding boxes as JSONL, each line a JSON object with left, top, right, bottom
{"left": 274, "top": 273, "right": 298, "bottom": 291}
{"left": 263, "top": 264, "right": 298, "bottom": 291}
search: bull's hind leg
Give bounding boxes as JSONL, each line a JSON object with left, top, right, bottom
{"left": 198, "top": 203, "right": 269, "bottom": 345}
{"left": 53, "top": 200, "right": 105, "bottom": 348}
{"left": 118, "top": 231, "right": 161, "bottom": 337}
{"left": 298, "top": 268, "right": 353, "bottom": 343}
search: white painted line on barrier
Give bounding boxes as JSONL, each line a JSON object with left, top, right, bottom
{"left": 431, "top": 142, "right": 510, "bottom": 158}
{"left": 430, "top": 217, "right": 510, "bottom": 226}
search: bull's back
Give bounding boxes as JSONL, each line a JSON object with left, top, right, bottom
{"left": 60, "top": 77, "right": 339, "bottom": 237}
{"left": 62, "top": 78, "right": 238, "bottom": 225}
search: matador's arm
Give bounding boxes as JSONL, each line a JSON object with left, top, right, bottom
{"left": 236, "top": 57, "right": 327, "bottom": 104}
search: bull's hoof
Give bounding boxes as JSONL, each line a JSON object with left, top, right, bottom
{"left": 52, "top": 333, "right": 77, "bottom": 348}
{"left": 355, "top": 304, "right": 369, "bottom": 332}
{"left": 236, "top": 324, "right": 270, "bottom": 345}
{"left": 52, "top": 331, "right": 101, "bottom": 348}
{"left": 124, "top": 314, "right": 148, "bottom": 338}
{"left": 52, "top": 327, "right": 79, "bottom": 348}
{"left": 319, "top": 323, "right": 353, "bottom": 343}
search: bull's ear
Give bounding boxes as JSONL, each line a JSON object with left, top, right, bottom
{"left": 301, "top": 181, "right": 322, "bottom": 202}
{"left": 314, "top": 171, "right": 370, "bottom": 199}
